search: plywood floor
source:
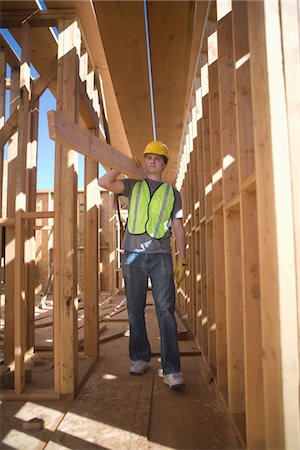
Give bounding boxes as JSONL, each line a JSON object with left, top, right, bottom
{"left": 1, "top": 292, "right": 242, "bottom": 450}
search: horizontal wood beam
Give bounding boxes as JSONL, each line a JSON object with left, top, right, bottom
{"left": 0, "top": 9, "right": 76, "bottom": 28}
{"left": 48, "top": 110, "right": 144, "bottom": 179}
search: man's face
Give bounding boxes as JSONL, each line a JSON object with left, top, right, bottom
{"left": 144, "top": 154, "right": 166, "bottom": 174}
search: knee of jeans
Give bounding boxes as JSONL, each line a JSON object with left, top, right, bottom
{"left": 157, "top": 306, "right": 175, "bottom": 319}
{"left": 127, "top": 309, "right": 145, "bottom": 324}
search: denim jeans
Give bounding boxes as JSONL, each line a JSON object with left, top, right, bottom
{"left": 122, "top": 251, "right": 181, "bottom": 375}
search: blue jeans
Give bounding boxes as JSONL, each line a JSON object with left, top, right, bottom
{"left": 122, "top": 251, "right": 181, "bottom": 375}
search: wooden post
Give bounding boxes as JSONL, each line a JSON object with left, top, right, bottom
{"left": 218, "top": 10, "right": 245, "bottom": 414}
{"left": 212, "top": 211, "right": 227, "bottom": 389}
{"left": 4, "top": 67, "right": 19, "bottom": 365}
{"left": 0, "top": 47, "right": 5, "bottom": 263}
{"left": 54, "top": 18, "right": 80, "bottom": 397}
{"left": 26, "top": 98, "right": 39, "bottom": 354}
{"left": 232, "top": 1, "right": 265, "bottom": 447}
{"left": 248, "top": 1, "right": 300, "bottom": 447}
{"left": 84, "top": 65, "right": 100, "bottom": 357}
{"left": 14, "top": 22, "right": 31, "bottom": 393}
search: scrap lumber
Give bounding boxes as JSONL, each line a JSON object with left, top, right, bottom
{"left": 48, "top": 110, "right": 145, "bottom": 179}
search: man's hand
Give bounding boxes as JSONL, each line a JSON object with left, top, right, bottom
{"left": 175, "top": 258, "right": 188, "bottom": 285}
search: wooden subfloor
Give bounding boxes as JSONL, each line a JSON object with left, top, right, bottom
{"left": 1, "top": 293, "right": 241, "bottom": 449}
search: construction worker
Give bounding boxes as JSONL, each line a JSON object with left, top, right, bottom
{"left": 98, "top": 141, "right": 187, "bottom": 389}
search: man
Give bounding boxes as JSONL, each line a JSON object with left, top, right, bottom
{"left": 98, "top": 141, "right": 187, "bottom": 389}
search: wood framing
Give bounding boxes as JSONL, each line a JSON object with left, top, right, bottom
{"left": 0, "top": 2, "right": 299, "bottom": 446}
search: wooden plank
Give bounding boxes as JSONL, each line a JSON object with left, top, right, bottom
{"left": 53, "top": 18, "right": 80, "bottom": 397}
{"left": 14, "top": 211, "right": 25, "bottom": 393}
{"left": 233, "top": 3, "right": 264, "bottom": 446}
{"left": 248, "top": 1, "right": 299, "bottom": 447}
{"left": 224, "top": 210, "right": 244, "bottom": 414}
{"left": 232, "top": 1, "right": 255, "bottom": 183}
{"left": 84, "top": 65, "right": 100, "bottom": 357}
{"left": 48, "top": 110, "right": 144, "bottom": 180}
{"left": 26, "top": 98, "right": 39, "bottom": 356}
{"left": 279, "top": 0, "right": 300, "bottom": 358}
{"left": 21, "top": 211, "right": 54, "bottom": 219}
{"left": 213, "top": 212, "right": 227, "bottom": 389}
{"left": 206, "top": 220, "right": 216, "bottom": 371}
{"left": 218, "top": 12, "right": 239, "bottom": 203}
{"left": 108, "top": 192, "right": 117, "bottom": 294}
{"left": 240, "top": 190, "right": 265, "bottom": 448}
{"left": 0, "top": 47, "right": 5, "bottom": 272}
{"left": 208, "top": 58, "right": 222, "bottom": 208}
{"left": 14, "top": 22, "right": 31, "bottom": 393}
{"left": 4, "top": 67, "right": 19, "bottom": 365}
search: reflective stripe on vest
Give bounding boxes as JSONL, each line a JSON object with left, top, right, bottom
{"left": 127, "top": 180, "right": 175, "bottom": 239}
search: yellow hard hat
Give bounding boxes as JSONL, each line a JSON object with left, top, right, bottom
{"left": 143, "top": 141, "right": 169, "bottom": 160}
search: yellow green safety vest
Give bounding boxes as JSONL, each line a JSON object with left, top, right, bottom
{"left": 127, "top": 180, "right": 175, "bottom": 239}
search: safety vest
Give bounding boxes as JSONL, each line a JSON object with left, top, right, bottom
{"left": 127, "top": 180, "right": 175, "bottom": 239}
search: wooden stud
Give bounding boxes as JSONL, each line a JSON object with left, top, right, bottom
{"left": 14, "top": 22, "right": 31, "bottom": 393}
{"left": 25, "top": 98, "right": 39, "bottom": 355}
{"left": 212, "top": 212, "right": 227, "bottom": 389}
{"left": 232, "top": 1, "right": 254, "bottom": 183}
{"left": 4, "top": 68, "right": 19, "bottom": 365}
{"left": 240, "top": 190, "right": 265, "bottom": 448}
{"left": 84, "top": 65, "right": 100, "bottom": 357}
{"left": 279, "top": 0, "right": 300, "bottom": 351}
{"left": 232, "top": 2, "right": 264, "bottom": 446}
{"left": 208, "top": 57, "right": 222, "bottom": 208}
{"left": 218, "top": 12, "right": 239, "bottom": 203}
{"left": 54, "top": 18, "right": 80, "bottom": 397}
{"left": 0, "top": 47, "right": 5, "bottom": 277}
{"left": 224, "top": 209, "right": 244, "bottom": 414}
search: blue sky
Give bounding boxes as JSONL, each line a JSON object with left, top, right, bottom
{"left": 1, "top": 28, "right": 104, "bottom": 190}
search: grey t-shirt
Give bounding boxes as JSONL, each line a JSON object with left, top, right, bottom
{"left": 120, "top": 177, "right": 183, "bottom": 254}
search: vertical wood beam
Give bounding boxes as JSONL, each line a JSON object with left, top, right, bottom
{"left": 0, "top": 47, "right": 5, "bottom": 280}
{"left": 279, "top": 0, "right": 300, "bottom": 359}
{"left": 212, "top": 211, "right": 227, "bottom": 389}
{"left": 84, "top": 64, "right": 99, "bottom": 357}
{"left": 218, "top": 12, "right": 239, "bottom": 204}
{"left": 224, "top": 209, "right": 244, "bottom": 413}
{"left": 4, "top": 68, "right": 19, "bottom": 365}
{"left": 218, "top": 9, "right": 244, "bottom": 414}
{"left": 26, "top": 98, "right": 39, "bottom": 354}
{"left": 14, "top": 22, "right": 31, "bottom": 393}
{"left": 248, "top": 1, "right": 300, "bottom": 446}
{"left": 232, "top": 1, "right": 264, "bottom": 447}
{"left": 54, "top": 18, "right": 80, "bottom": 397}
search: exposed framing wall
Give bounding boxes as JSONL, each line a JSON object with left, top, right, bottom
{"left": 175, "top": 1, "right": 300, "bottom": 448}
{"left": 0, "top": 11, "right": 118, "bottom": 400}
